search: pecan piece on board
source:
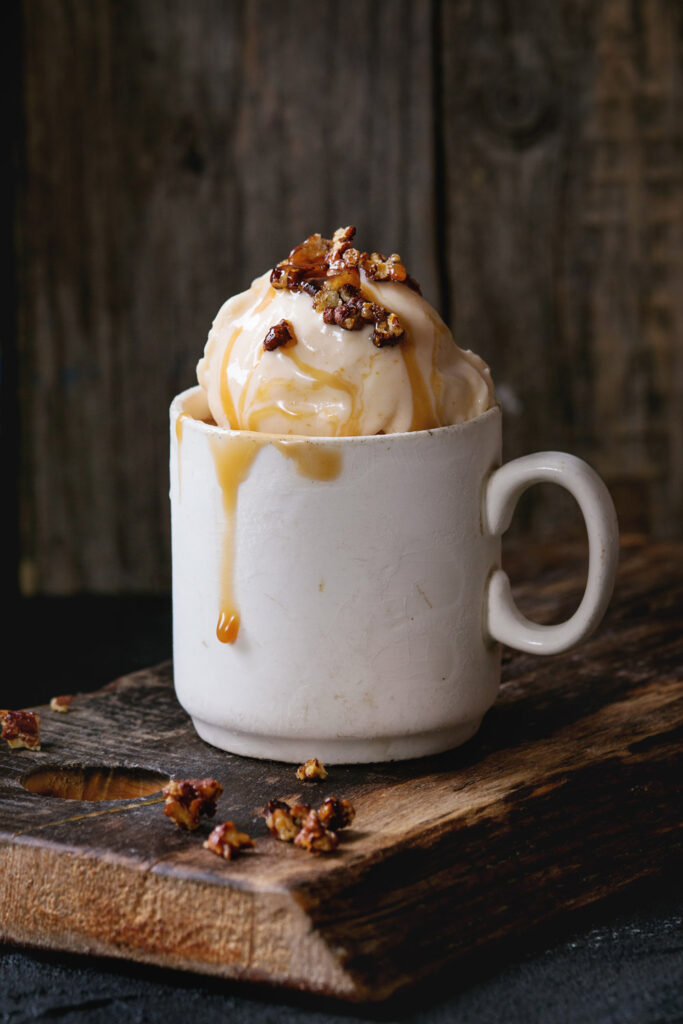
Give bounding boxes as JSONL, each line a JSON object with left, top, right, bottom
{"left": 162, "top": 777, "right": 223, "bottom": 831}
{"left": 296, "top": 757, "right": 328, "bottom": 781}
{"left": 264, "top": 799, "right": 312, "bottom": 842}
{"left": 294, "top": 809, "right": 339, "bottom": 854}
{"left": 50, "top": 695, "right": 74, "bottom": 713}
{"left": 0, "top": 709, "right": 41, "bottom": 750}
{"left": 203, "top": 821, "right": 255, "bottom": 860}
{"left": 317, "top": 796, "right": 356, "bottom": 831}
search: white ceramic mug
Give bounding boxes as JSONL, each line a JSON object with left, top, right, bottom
{"left": 170, "top": 385, "right": 618, "bottom": 764}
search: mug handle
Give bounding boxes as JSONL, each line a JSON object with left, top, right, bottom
{"left": 483, "top": 452, "right": 619, "bottom": 655}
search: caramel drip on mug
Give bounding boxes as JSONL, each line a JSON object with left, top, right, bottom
{"left": 175, "top": 412, "right": 190, "bottom": 499}
{"left": 209, "top": 434, "right": 263, "bottom": 643}
{"left": 208, "top": 431, "right": 343, "bottom": 645}
{"left": 272, "top": 441, "right": 342, "bottom": 481}
{"left": 219, "top": 327, "right": 243, "bottom": 429}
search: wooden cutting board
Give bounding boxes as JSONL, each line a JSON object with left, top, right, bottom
{"left": 1, "top": 542, "right": 681, "bottom": 1003}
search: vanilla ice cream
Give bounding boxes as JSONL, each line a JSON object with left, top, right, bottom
{"left": 197, "top": 227, "right": 495, "bottom": 437}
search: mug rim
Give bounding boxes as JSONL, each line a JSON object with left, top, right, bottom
{"left": 171, "top": 385, "right": 501, "bottom": 444}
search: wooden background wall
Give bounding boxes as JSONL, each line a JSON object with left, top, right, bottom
{"left": 9, "top": 0, "right": 683, "bottom": 595}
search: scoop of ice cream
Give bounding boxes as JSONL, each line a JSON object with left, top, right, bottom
{"left": 197, "top": 228, "right": 495, "bottom": 436}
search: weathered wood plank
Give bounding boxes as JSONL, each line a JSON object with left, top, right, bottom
{"left": 14, "top": 0, "right": 683, "bottom": 593}
{"left": 439, "top": 0, "right": 683, "bottom": 538}
{"left": 0, "top": 542, "right": 681, "bottom": 1000}
{"left": 17, "top": 0, "right": 436, "bottom": 593}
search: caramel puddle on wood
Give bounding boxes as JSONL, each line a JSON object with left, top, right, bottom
{"left": 209, "top": 433, "right": 342, "bottom": 645}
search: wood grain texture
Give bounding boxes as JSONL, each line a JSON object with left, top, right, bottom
{"left": 16, "top": 0, "right": 436, "bottom": 594}
{"left": 440, "top": 0, "right": 683, "bottom": 538}
{"left": 13, "top": 0, "right": 683, "bottom": 594}
{"left": 0, "top": 542, "right": 681, "bottom": 1001}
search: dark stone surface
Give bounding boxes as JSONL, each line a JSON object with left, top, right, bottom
{"left": 2, "top": 596, "right": 682, "bottom": 1022}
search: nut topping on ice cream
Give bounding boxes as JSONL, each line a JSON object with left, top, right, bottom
{"left": 197, "top": 225, "right": 495, "bottom": 436}
{"left": 270, "top": 226, "right": 408, "bottom": 347}
{"left": 263, "top": 318, "right": 297, "bottom": 351}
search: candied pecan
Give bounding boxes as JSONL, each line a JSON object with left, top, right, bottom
{"left": 162, "top": 777, "right": 223, "bottom": 831}
{"left": 0, "top": 709, "right": 41, "bottom": 750}
{"left": 294, "top": 809, "right": 339, "bottom": 854}
{"left": 333, "top": 302, "right": 364, "bottom": 330}
{"left": 270, "top": 228, "right": 418, "bottom": 345}
{"left": 313, "top": 282, "right": 343, "bottom": 313}
{"left": 301, "top": 280, "right": 322, "bottom": 296}
{"left": 325, "top": 266, "right": 362, "bottom": 293}
{"left": 270, "top": 264, "right": 302, "bottom": 290}
{"left": 271, "top": 232, "right": 331, "bottom": 292}
{"left": 263, "top": 318, "right": 297, "bottom": 351}
{"left": 264, "top": 798, "right": 312, "bottom": 842}
{"left": 372, "top": 312, "right": 405, "bottom": 347}
{"left": 312, "top": 270, "right": 361, "bottom": 315}
{"left": 317, "top": 796, "right": 355, "bottom": 831}
{"left": 50, "top": 695, "right": 74, "bottom": 713}
{"left": 265, "top": 800, "right": 299, "bottom": 842}
{"left": 360, "top": 300, "right": 385, "bottom": 322}
{"left": 296, "top": 758, "right": 328, "bottom": 781}
{"left": 203, "top": 821, "right": 255, "bottom": 860}
{"left": 328, "top": 225, "right": 356, "bottom": 262}
{"left": 289, "top": 232, "right": 330, "bottom": 266}
{"left": 341, "top": 247, "right": 362, "bottom": 268}
{"left": 361, "top": 251, "right": 408, "bottom": 283}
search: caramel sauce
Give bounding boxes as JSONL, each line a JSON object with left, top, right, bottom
{"left": 219, "top": 327, "right": 243, "bottom": 428}
{"left": 208, "top": 428, "right": 343, "bottom": 645}
{"left": 245, "top": 395, "right": 305, "bottom": 433}
{"left": 209, "top": 434, "right": 263, "bottom": 643}
{"left": 238, "top": 347, "right": 265, "bottom": 425}
{"left": 273, "top": 440, "right": 342, "bottom": 481}
{"left": 285, "top": 348, "right": 363, "bottom": 433}
{"left": 428, "top": 317, "right": 445, "bottom": 422}
{"left": 253, "top": 284, "right": 276, "bottom": 315}
{"left": 175, "top": 411, "right": 189, "bottom": 443}
{"left": 243, "top": 346, "right": 362, "bottom": 435}
{"left": 401, "top": 330, "right": 438, "bottom": 431}
{"left": 175, "top": 411, "right": 190, "bottom": 498}
{"left": 216, "top": 609, "right": 240, "bottom": 644}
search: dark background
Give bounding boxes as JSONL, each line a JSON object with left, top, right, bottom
{"left": 5, "top": 0, "right": 682, "bottom": 603}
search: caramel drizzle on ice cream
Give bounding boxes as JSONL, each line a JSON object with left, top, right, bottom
{"left": 219, "top": 327, "right": 244, "bottom": 428}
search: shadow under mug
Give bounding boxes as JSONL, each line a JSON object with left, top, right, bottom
{"left": 170, "top": 386, "right": 618, "bottom": 764}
